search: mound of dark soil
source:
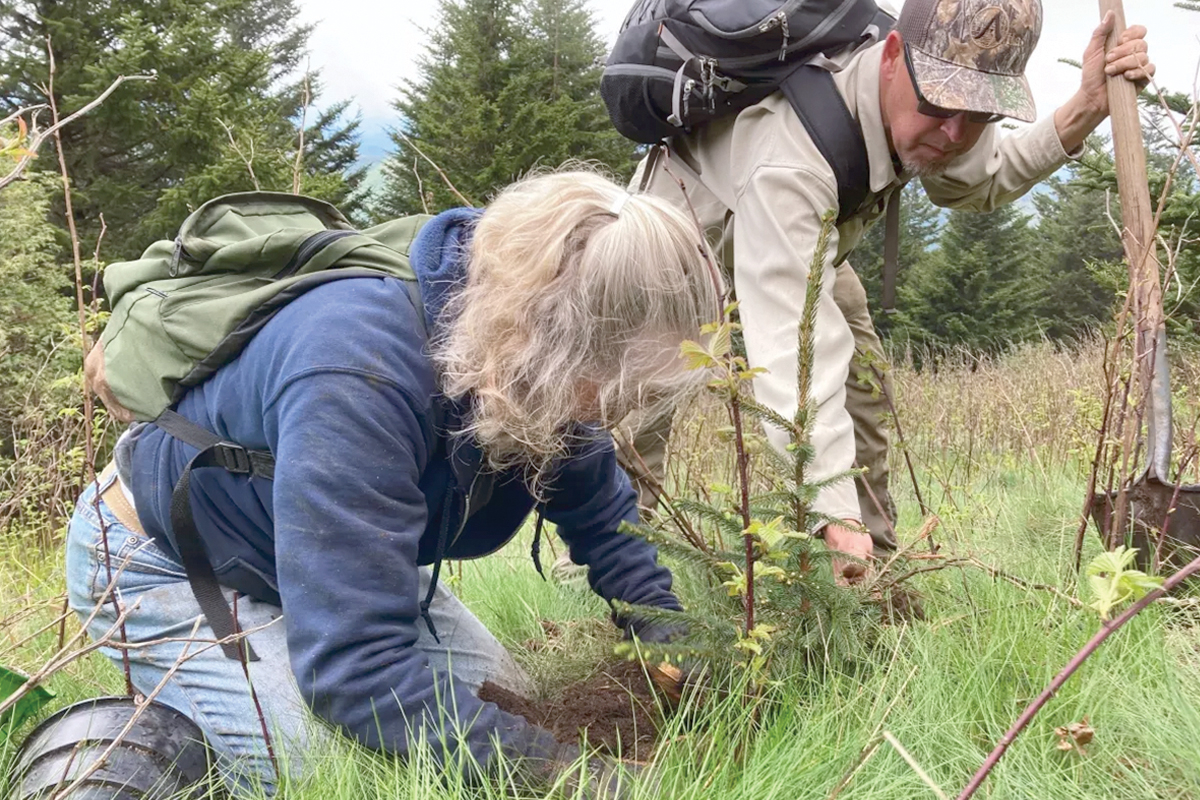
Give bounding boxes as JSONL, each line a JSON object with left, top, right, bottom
{"left": 479, "top": 660, "right": 661, "bottom": 760}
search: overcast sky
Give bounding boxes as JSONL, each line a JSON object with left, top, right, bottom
{"left": 297, "top": 0, "right": 1199, "bottom": 160}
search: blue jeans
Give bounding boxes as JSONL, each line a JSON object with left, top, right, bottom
{"left": 65, "top": 471, "right": 534, "bottom": 796}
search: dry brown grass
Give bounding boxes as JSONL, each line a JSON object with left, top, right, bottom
{"left": 894, "top": 338, "right": 1200, "bottom": 484}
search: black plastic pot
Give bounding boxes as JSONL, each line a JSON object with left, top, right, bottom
{"left": 11, "top": 696, "right": 216, "bottom": 800}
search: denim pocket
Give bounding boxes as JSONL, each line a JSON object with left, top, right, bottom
{"left": 76, "top": 492, "right": 188, "bottom": 601}
{"left": 114, "top": 534, "right": 188, "bottom": 580}
{"left": 81, "top": 536, "right": 185, "bottom": 602}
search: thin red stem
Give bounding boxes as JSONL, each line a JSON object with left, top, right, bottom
{"left": 46, "top": 38, "right": 132, "bottom": 695}
{"left": 956, "top": 552, "right": 1200, "bottom": 800}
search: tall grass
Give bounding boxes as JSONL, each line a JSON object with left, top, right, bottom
{"left": 2, "top": 339, "right": 1199, "bottom": 798}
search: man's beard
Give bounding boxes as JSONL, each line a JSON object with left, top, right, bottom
{"left": 900, "top": 157, "right": 952, "bottom": 178}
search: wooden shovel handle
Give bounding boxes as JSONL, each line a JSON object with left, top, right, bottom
{"left": 1100, "top": 0, "right": 1172, "bottom": 480}
{"left": 1099, "top": 0, "right": 1161, "bottom": 331}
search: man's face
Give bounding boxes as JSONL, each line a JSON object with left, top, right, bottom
{"left": 879, "top": 33, "right": 993, "bottom": 177}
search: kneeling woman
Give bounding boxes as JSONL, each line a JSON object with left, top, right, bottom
{"left": 66, "top": 170, "right": 718, "bottom": 795}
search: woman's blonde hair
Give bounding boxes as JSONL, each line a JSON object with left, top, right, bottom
{"left": 433, "top": 166, "right": 721, "bottom": 477}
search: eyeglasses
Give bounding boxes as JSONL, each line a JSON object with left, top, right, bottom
{"left": 903, "top": 44, "right": 1006, "bottom": 125}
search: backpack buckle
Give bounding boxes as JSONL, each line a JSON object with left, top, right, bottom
{"left": 213, "top": 442, "right": 252, "bottom": 474}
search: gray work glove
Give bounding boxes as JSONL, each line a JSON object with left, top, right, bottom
{"left": 621, "top": 617, "right": 706, "bottom": 704}
{"left": 508, "top": 740, "right": 645, "bottom": 799}
{"left": 564, "top": 755, "right": 646, "bottom": 800}
{"left": 622, "top": 617, "right": 688, "bottom": 646}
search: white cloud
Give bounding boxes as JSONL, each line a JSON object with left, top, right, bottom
{"left": 298, "top": 0, "right": 1199, "bottom": 156}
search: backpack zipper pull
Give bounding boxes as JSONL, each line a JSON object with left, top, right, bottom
{"left": 757, "top": 11, "right": 789, "bottom": 61}
{"left": 700, "top": 57, "right": 716, "bottom": 110}
{"left": 758, "top": 10, "right": 783, "bottom": 33}
{"left": 169, "top": 237, "right": 184, "bottom": 277}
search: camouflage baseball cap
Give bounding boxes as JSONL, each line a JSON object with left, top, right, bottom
{"left": 897, "top": 0, "right": 1042, "bottom": 122}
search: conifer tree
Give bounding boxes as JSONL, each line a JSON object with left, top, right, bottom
{"left": 890, "top": 204, "right": 1040, "bottom": 357}
{"left": 615, "top": 214, "right": 869, "bottom": 685}
{"left": 0, "top": 0, "right": 365, "bottom": 259}
{"left": 1067, "top": 111, "right": 1199, "bottom": 344}
{"left": 0, "top": 176, "right": 75, "bottom": 460}
{"left": 374, "top": 0, "right": 638, "bottom": 218}
{"left": 500, "top": 0, "right": 635, "bottom": 177}
{"left": 1029, "top": 169, "right": 1123, "bottom": 340}
{"left": 1137, "top": 40, "right": 1200, "bottom": 344}
{"left": 376, "top": 0, "right": 519, "bottom": 216}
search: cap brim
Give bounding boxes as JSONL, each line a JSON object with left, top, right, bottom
{"left": 909, "top": 47, "right": 1036, "bottom": 123}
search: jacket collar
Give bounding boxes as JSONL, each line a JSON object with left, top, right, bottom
{"left": 831, "top": 42, "right": 906, "bottom": 195}
{"left": 409, "top": 206, "right": 484, "bottom": 337}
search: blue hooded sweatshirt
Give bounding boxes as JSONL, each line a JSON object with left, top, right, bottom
{"left": 126, "top": 208, "right": 680, "bottom": 768}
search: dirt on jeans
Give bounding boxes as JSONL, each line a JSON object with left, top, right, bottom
{"left": 479, "top": 659, "right": 662, "bottom": 760}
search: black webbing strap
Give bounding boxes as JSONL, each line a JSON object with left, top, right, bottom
{"left": 157, "top": 409, "right": 274, "bottom": 661}
{"left": 418, "top": 430, "right": 490, "bottom": 641}
{"left": 530, "top": 511, "right": 547, "bottom": 580}
{"left": 419, "top": 489, "right": 456, "bottom": 644}
{"left": 637, "top": 144, "right": 664, "bottom": 195}
{"left": 882, "top": 185, "right": 903, "bottom": 312}
{"left": 779, "top": 65, "right": 871, "bottom": 226}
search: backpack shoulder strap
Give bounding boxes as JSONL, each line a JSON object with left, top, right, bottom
{"left": 402, "top": 275, "right": 428, "bottom": 341}
{"left": 881, "top": 184, "right": 904, "bottom": 313}
{"left": 156, "top": 409, "right": 272, "bottom": 661}
{"left": 779, "top": 65, "right": 871, "bottom": 226}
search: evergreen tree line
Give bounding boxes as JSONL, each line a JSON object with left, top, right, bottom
{"left": 0, "top": 0, "right": 1196, "bottom": 510}
{"left": 853, "top": 119, "right": 1199, "bottom": 361}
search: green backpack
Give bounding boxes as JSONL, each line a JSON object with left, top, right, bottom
{"left": 92, "top": 192, "right": 429, "bottom": 422}
{"left": 88, "top": 192, "right": 431, "bottom": 662}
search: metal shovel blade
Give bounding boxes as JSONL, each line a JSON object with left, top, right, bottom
{"left": 1092, "top": 477, "right": 1200, "bottom": 571}
{"left": 1092, "top": 331, "right": 1200, "bottom": 570}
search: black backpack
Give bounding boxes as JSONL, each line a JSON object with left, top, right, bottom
{"left": 601, "top": 0, "right": 895, "bottom": 224}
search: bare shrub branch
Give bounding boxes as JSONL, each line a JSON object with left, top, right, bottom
{"left": 393, "top": 129, "right": 474, "bottom": 207}
{"left": 956, "top": 551, "right": 1200, "bottom": 800}
{"left": 292, "top": 65, "right": 311, "bottom": 195}
{"left": 0, "top": 74, "right": 153, "bottom": 192}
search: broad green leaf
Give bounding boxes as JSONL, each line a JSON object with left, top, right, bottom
{"left": 680, "top": 340, "right": 716, "bottom": 370}
{"left": 747, "top": 516, "right": 787, "bottom": 548}
{"left": 1085, "top": 546, "right": 1164, "bottom": 620}
{"left": 0, "top": 664, "right": 55, "bottom": 737}
{"left": 735, "top": 637, "right": 763, "bottom": 656}
{"left": 747, "top": 623, "right": 777, "bottom": 639}
{"left": 709, "top": 322, "right": 733, "bottom": 360}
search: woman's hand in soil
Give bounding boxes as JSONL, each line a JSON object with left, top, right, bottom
{"left": 824, "top": 521, "right": 874, "bottom": 586}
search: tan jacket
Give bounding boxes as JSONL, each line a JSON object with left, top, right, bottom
{"left": 637, "top": 41, "right": 1077, "bottom": 525}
